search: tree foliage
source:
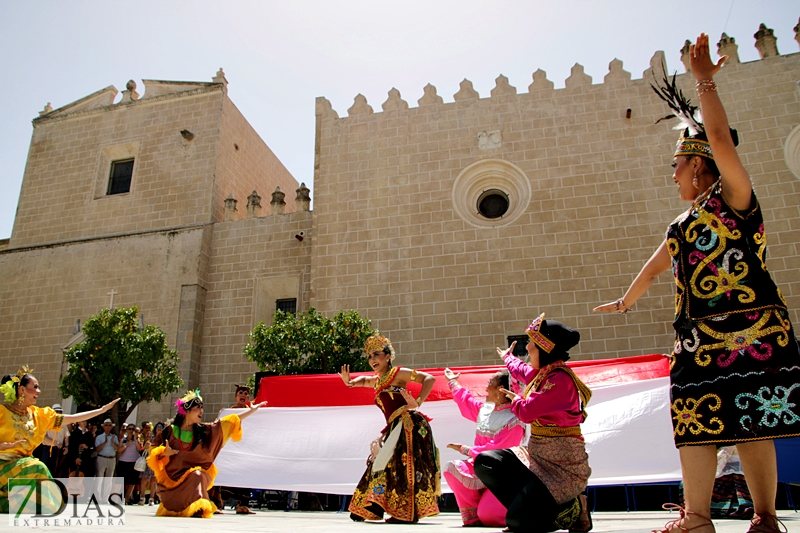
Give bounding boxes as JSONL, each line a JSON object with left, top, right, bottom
{"left": 243, "top": 308, "right": 375, "bottom": 375}
{"left": 59, "top": 307, "right": 183, "bottom": 427}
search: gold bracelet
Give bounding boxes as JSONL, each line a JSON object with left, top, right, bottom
{"left": 695, "top": 79, "right": 717, "bottom": 96}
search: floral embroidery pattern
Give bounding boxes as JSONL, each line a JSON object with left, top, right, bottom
{"left": 672, "top": 394, "right": 724, "bottom": 436}
{"left": 736, "top": 384, "right": 800, "bottom": 430}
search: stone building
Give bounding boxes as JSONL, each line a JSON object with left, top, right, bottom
{"left": 1, "top": 23, "right": 799, "bottom": 419}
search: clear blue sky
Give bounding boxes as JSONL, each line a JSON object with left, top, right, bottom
{"left": 1, "top": 1, "right": 797, "bottom": 239}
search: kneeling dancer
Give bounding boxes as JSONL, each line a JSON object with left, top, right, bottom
{"left": 475, "top": 314, "right": 592, "bottom": 533}
{"left": 443, "top": 367, "right": 524, "bottom": 527}
{"left": 147, "top": 389, "right": 265, "bottom": 518}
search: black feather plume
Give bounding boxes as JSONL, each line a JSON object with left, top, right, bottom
{"left": 650, "top": 72, "right": 704, "bottom": 135}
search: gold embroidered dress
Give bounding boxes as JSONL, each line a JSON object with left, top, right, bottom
{"left": 348, "top": 367, "right": 441, "bottom": 522}
{"left": 667, "top": 181, "right": 800, "bottom": 446}
{"left": 0, "top": 405, "right": 64, "bottom": 513}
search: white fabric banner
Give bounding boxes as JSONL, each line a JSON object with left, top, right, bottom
{"left": 214, "top": 377, "right": 681, "bottom": 493}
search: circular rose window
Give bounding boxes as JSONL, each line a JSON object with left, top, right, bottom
{"left": 452, "top": 159, "right": 531, "bottom": 228}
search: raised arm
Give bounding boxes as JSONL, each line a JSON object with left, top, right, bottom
{"left": 691, "top": 33, "right": 751, "bottom": 211}
{"left": 237, "top": 401, "right": 267, "bottom": 422}
{"left": 594, "top": 239, "right": 671, "bottom": 314}
{"left": 498, "top": 342, "right": 537, "bottom": 384}
{"left": 339, "top": 364, "right": 376, "bottom": 388}
{"left": 444, "top": 368, "right": 482, "bottom": 422}
{"left": 62, "top": 398, "right": 120, "bottom": 425}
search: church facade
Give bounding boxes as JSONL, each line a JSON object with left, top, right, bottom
{"left": 1, "top": 23, "right": 799, "bottom": 420}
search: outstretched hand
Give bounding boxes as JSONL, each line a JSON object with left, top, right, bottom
{"left": 497, "top": 341, "right": 517, "bottom": 360}
{"left": 691, "top": 33, "right": 726, "bottom": 81}
{"left": 0, "top": 440, "right": 26, "bottom": 450}
{"left": 102, "top": 398, "right": 121, "bottom": 412}
{"left": 593, "top": 301, "right": 619, "bottom": 313}
{"left": 339, "top": 365, "right": 352, "bottom": 387}
{"left": 443, "top": 367, "right": 460, "bottom": 382}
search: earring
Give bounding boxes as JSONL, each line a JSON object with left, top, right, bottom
{"left": 18, "top": 388, "right": 25, "bottom": 403}
{"left": 692, "top": 170, "right": 700, "bottom": 189}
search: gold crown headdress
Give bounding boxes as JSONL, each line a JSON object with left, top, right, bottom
{"left": 364, "top": 334, "right": 395, "bottom": 361}
{"left": 526, "top": 314, "right": 556, "bottom": 353}
{"left": 0, "top": 365, "right": 34, "bottom": 403}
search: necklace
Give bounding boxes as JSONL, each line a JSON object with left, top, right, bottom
{"left": 374, "top": 366, "right": 399, "bottom": 393}
{"left": 4, "top": 403, "right": 35, "bottom": 441}
{"left": 172, "top": 424, "right": 194, "bottom": 451}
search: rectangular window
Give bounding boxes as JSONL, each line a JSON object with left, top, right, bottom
{"left": 507, "top": 335, "right": 529, "bottom": 359}
{"left": 276, "top": 298, "right": 297, "bottom": 315}
{"left": 107, "top": 158, "right": 134, "bottom": 195}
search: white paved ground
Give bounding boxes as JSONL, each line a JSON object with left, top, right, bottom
{"left": 2, "top": 507, "right": 797, "bottom": 533}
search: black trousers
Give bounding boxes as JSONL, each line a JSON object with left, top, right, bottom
{"left": 475, "top": 449, "right": 562, "bottom": 533}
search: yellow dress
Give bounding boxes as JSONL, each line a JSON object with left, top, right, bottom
{"left": 0, "top": 404, "right": 64, "bottom": 513}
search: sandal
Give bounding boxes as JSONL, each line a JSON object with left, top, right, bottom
{"left": 569, "top": 493, "right": 593, "bottom": 532}
{"left": 653, "top": 503, "right": 715, "bottom": 533}
{"left": 747, "top": 513, "right": 787, "bottom": 533}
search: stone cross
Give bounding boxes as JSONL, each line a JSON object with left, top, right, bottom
{"left": 107, "top": 289, "right": 118, "bottom": 309}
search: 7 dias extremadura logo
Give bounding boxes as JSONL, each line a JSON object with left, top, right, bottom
{"left": 8, "top": 477, "right": 125, "bottom": 527}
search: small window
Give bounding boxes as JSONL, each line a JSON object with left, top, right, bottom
{"left": 507, "top": 335, "right": 529, "bottom": 359}
{"left": 477, "top": 189, "right": 509, "bottom": 219}
{"left": 107, "top": 159, "right": 134, "bottom": 195}
{"left": 276, "top": 298, "right": 297, "bottom": 315}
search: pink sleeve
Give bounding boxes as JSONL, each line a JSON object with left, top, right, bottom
{"left": 503, "top": 352, "right": 538, "bottom": 384}
{"left": 510, "top": 371, "right": 578, "bottom": 424}
{"left": 468, "top": 423, "right": 525, "bottom": 458}
{"left": 449, "top": 381, "right": 482, "bottom": 423}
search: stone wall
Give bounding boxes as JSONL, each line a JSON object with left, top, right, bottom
{"left": 10, "top": 87, "right": 224, "bottom": 249}
{"left": 0, "top": 227, "right": 206, "bottom": 419}
{"left": 199, "top": 210, "right": 313, "bottom": 409}
{"left": 312, "top": 50, "right": 800, "bottom": 367}
{"left": 212, "top": 97, "right": 299, "bottom": 223}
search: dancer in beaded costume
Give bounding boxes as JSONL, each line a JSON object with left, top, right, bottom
{"left": 339, "top": 334, "right": 440, "bottom": 523}
{"left": 594, "top": 33, "right": 799, "bottom": 533}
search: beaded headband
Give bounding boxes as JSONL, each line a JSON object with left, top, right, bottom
{"left": 674, "top": 132, "right": 714, "bottom": 160}
{"left": 526, "top": 313, "right": 556, "bottom": 354}
{"left": 364, "top": 334, "right": 395, "bottom": 361}
{"left": 174, "top": 388, "right": 203, "bottom": 415}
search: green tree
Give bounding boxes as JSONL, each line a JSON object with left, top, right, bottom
{"left": 60, "top": 307, "right": 183, "bottom": 427}
{"left": 244, "top": 307, "right": 375, "bottom": 375}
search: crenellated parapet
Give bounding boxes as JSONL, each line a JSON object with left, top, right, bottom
{"left": 317, "top": 21, "right": 799, "bottom": 123}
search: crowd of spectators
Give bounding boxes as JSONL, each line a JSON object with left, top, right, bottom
{"left": 32, "top": 403, "right": 163, "bottom": 505}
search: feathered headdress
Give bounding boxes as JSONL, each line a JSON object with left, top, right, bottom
{"left": 174, "top": 388, "right": 203, "bottom": 415}
{"left": 651, "top": 72, "right": 704, "bottom": 136}
{"left": 0, "top": 365, "right": 34, "bottom": 403}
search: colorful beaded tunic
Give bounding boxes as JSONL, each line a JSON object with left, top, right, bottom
{"left": 666, "top": 181, "right": 800, "bottom": 446}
